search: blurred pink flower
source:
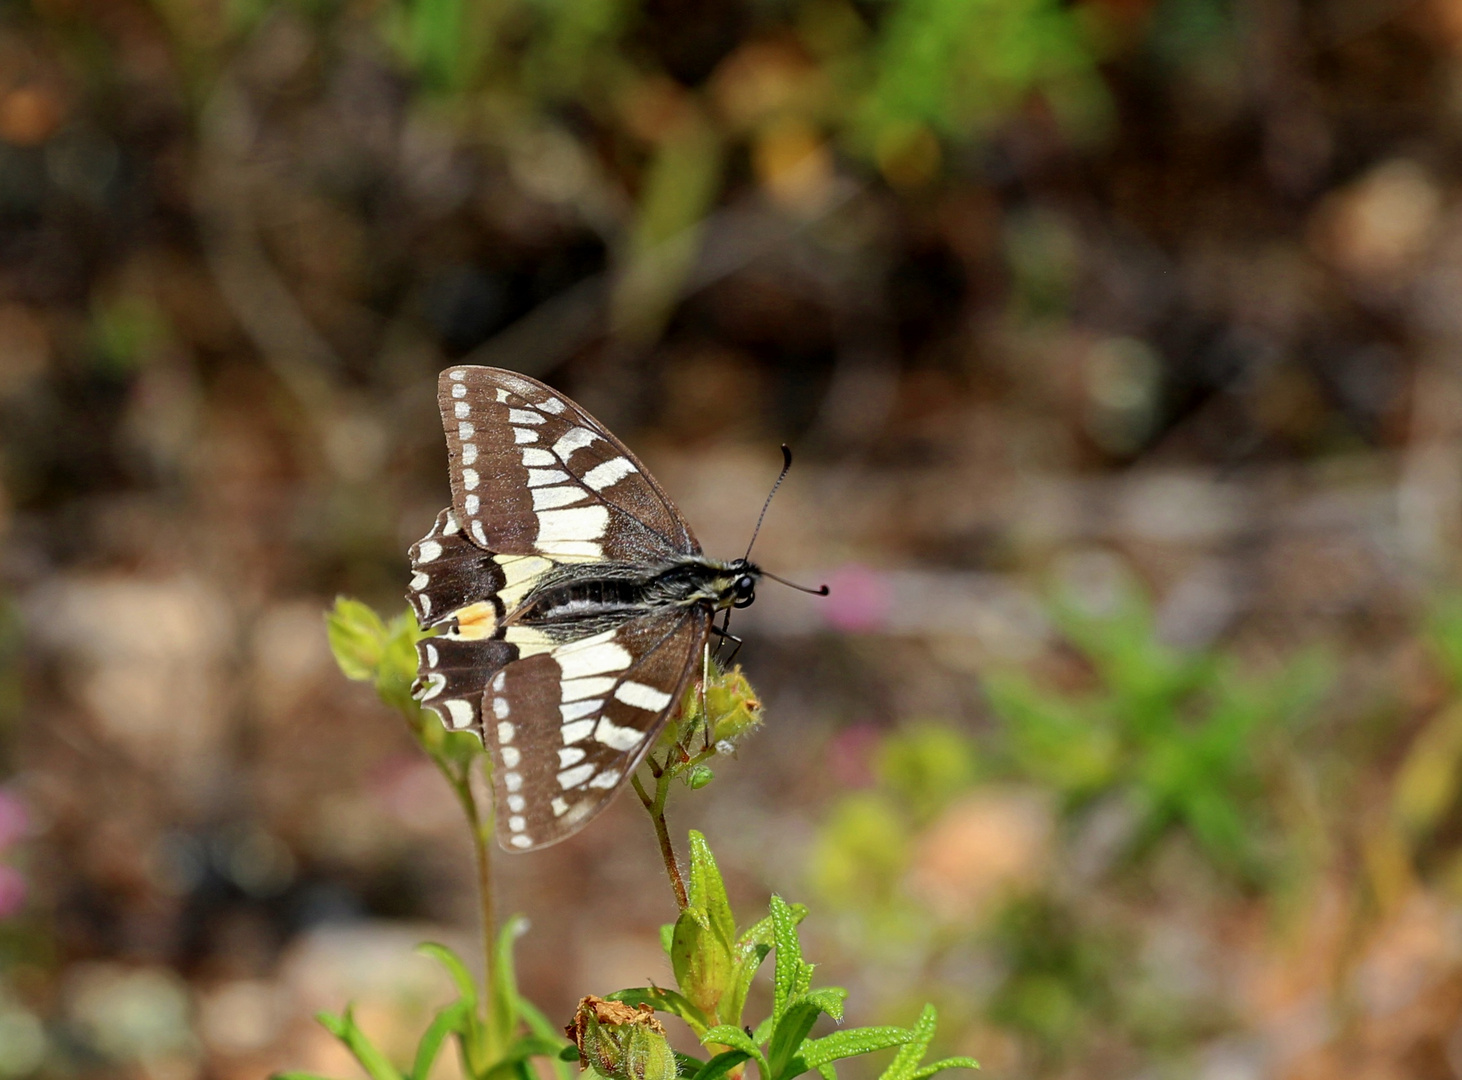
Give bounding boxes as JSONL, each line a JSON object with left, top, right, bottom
{"left": 0, "top": 864, "right": 26, "bottom": 919}
{"left": 827, "top": 723, "right": 883, "bottom": 788}
{"left": 0, "top": 789, "right": 28, "bottom": 851}
{"left": 824, "top": 564, "right": 893, "bottom": 632}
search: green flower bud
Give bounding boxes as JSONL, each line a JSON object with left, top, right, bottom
{"left": 686, "top": 764, "right": 714, "bottom": 789}
{"left": 566, "top": 996, "right": 677, "bottom": 1080}
{"left": 326, "top": 598, "right": 389, "bottom": 681}
{"left": 706, "top": 666, "right": 761, "bottom": 747}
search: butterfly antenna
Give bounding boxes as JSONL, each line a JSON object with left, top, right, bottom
{"left": 744, "top": 444, "right": 794, "bottom": 561}
{"left": 761, "top": 569, "right": 830, "bottom": 596}
{"left": 741, "top": 445, "right": 830, "bottom": 596}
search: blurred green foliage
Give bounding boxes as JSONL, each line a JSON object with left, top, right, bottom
{"left": 275, "top": 924, "right": 572, "bottom": 1080}
{"left": 992, "top": 577, "right": 1333, "bottom": 881}
{"left": 130, "top": 0, "right": 1112, "bottom": 345}
{"left": 858, "top": 0, "right": 1109, "bottom": 162}
{"left": 1389, "top": 594, "right": 1462, "bottom": 880}
{"left": 810, "top": 577, "right": 1335, "bottom": 1058}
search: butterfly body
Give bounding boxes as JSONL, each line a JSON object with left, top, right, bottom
{"left": 513, "top": 557, "right": 759, "bottom": 635}
{"left": 407, "top": 365, "right": 761, "bottom": 852}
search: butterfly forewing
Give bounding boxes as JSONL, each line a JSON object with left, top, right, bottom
{"left": 487, "top": 608, "right": 710, "bottom": 850}
{"left": 438, "top": 366, "right": 697, "bottom": 562}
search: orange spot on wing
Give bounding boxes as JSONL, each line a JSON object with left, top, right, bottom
{"left": 453, "top": 602, "right": 498, "bottom": 639}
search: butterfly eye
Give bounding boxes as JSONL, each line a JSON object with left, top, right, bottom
{"left": 732, "top": 576, "right": 756, "bottom": 608}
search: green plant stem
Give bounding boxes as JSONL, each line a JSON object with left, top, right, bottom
{"left": 634, "top": 766, "right": 688, "bottom": 909}
{"left": 468, "top": 772, "right": 498, "bottom": 1032}
{"left": 441, "top": 758, "right": 497, "bottom": 1038}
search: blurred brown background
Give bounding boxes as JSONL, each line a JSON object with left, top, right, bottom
{"left": 6, "top": 0, "right": 1462, "bottom": 1076}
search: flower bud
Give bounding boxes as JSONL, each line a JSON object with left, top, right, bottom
{"left": 706, "top": 666, "right": 761, "bottom": 747}
{"left": 565, "top": 996, "right": 677, "bottom": 1080}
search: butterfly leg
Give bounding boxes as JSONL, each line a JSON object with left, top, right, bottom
{"left": 699, "top": 640, "right": 713, "bottom": 751}
{"left": 711, "top": 624, "right": 745, "bottom": 666}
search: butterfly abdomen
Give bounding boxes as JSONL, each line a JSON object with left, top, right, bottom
{"left": 513, "top": 558, "right": 740, "bottom": 632}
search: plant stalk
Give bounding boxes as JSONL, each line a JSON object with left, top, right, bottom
{"left": 466, "top": 768, "right": 498, "bottom": 1024}
{"left": 634, "top": 768, "right": 689, "bottom": 909}
{"left": 441, "top": 757, "right": 498, "bottom": 1036}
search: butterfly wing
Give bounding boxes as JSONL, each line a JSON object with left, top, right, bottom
{"left": 408, "top": 507, "right": 520, "bottom": 733}
{"left": 486, "top": 606, "right": 710, "bottom": 851}
{"left": 412, "top": 366, "right": 720, "bottom": 852}
{"left": 438, "top": 366, "right": 698, "bottom": 562}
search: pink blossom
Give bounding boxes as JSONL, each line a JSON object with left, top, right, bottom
{"left": 0, "top": 865, "right": 26, "bottom": 919}
{"left": 827, "top": 723, "right": 883, "bottom": 788}
{"left": 823, "top": 564, "right": 893, "bottom": 632}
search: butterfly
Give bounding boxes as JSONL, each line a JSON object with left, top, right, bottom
{"left": 407, "top": 366, "right": 812, "bottom": 852}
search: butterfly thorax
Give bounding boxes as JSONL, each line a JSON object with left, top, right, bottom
{"left": 511, "top": 557, "right": 759, "bottom": 640}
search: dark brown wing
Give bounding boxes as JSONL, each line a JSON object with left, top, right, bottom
{"left": 409, "top": 507, "right": 527, "bottom": 732}
{"left": 438, "top": 366, "right": 697, "bottom": 563}
{"left": 486, "top": 607, "right": 710, "bottom": 851}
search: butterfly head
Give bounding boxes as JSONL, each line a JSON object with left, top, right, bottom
{"left": 694, "top": 558, "right": 761, "bottom": 612}
{"left": 727, "top": 559, "right": 761, "bottom": 609}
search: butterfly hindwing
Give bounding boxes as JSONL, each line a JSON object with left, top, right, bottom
{"left": 487, "top": 608, "right": 710, "bottom": 851}
{"left": 409, "top": 507, "right": 537, "bottom": 733}
{"left": 438, "top": 366, "right": 698, "bottom": 562}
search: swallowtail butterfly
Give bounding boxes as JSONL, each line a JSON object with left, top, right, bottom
{"left": 408, "top": 366, "right": 809, "bottom": 852}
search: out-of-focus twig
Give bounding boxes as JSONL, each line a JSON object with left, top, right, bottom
{"left": 194, "top": 81, "right": 346, "bottom": 408}
{"left": 461, "top": 182, "right": 864, "bottom": 378}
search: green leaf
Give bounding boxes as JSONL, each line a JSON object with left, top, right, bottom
{"left": 907, "top": 1059, "right": 980, "bottom": 1079}
{"left": 416, "top": 943, "right": 478, "bottom": 1014}
{"left": 510, "top": 1035, "right": 574, "bottom": 1058}
{"left": 725, "top": 942, "right": 770, "bottom": 1031}
{"left": 377, "top": 610, "right": 431, "bottom": 714}
{"left": 726, "top": 907, "right": 800, "bottom": 1030}
{"left": 701, "top": 1025, "right": 770, "bottom": 1080}
{"left": 799, "top": 987, "right": 847, "bottom": 1024}
{"left": 326, "top": 598, "right": 388, "bottom": 681}
{"left": 608, "top": 987, "right": 713, "bottom": 1036}
{"left": 879, "top": 1006, "right": 977, "bottom": 1080}
{"left": 415, "top": 942, "right": 486, "bottom": 1071}
{"left": 661, "top": 922, "right": 676, "bottom": 959}
{"left": 315, "top": 1007, "right": 406, "bottom": 1080}
{"left": 768, "top": 990, "right": 847, "bottom": 1080}
{"left": 669, "top": 832, "right": 740, "bottom": 1021}
{"left": 752, "top": 1014, "right": 775, "bottom": 1047}
{"left": 688, "top": 831, "right": 737, "bottom": 948}
{"left": 671, "top": 906, "right": 735, "bottom": 1022}
{"left": 482, "top": 1036, "right": 574, "bottom": 1080}
{"left": 517, "top": 995, "right": 573, "bottom": 1080}
{"left": 695, "top": 1050, "right": 753, "bottom": 1080}
{"left": 769, "top": 896, "right": 813, "bottom": 1026}
{"left": 272, "top": 1074, "right": 340, "bottom": 1080}
{"left": 880, "top": 1005, "right": 934, "bottom": 1080}
{"left": 491, "top": 916, "right": 531, "bottom": 1051}
{"left": 798, "top": 1026, "right": 910, "bottom": 1070}
{"left": 768, "top": 1005, "right": 821, "bottom": 1079}
{"left": 411, "top": 1001, "right": 469, "bottom": 1080}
